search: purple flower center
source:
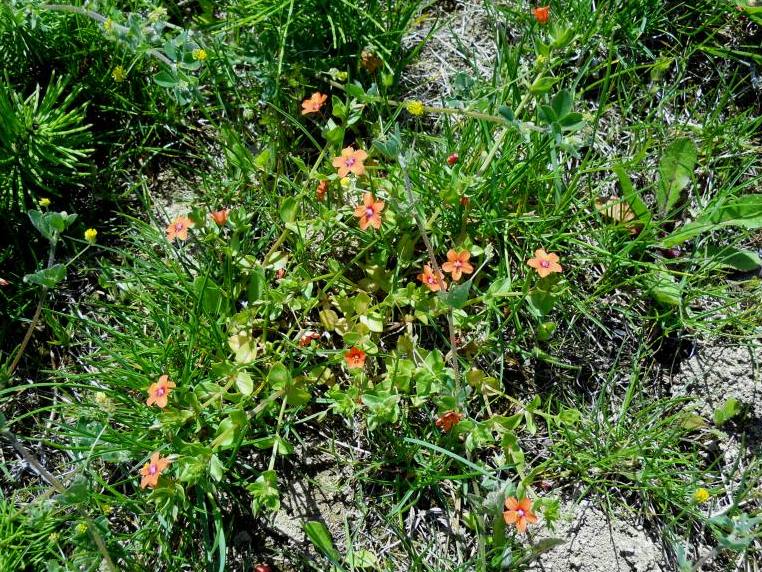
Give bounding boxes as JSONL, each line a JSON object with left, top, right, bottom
{"left": 149, "top": 464, "right": 158, "bottom": 475}
{"left": 175, "top": 223, "right": 184, "bottom": 231}
{"left": 345, "top": 157, "right": 356, "bottom": 167}
{"left": 540, "top": 260, "right": 550, "bottom": 268}
{"left": 365, "top": 207, "right": 375, "bottom": 217}
{"left": 156, "top": 387, "right": 166, "bottom": 397}
{"left": 517, "top": 509, "right": 525, "bottom": 517}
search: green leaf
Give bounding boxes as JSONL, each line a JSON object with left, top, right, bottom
{"left": 713, "top": 398, "right": 741, "bottom": 426}
{"left": 24, "top": 264, "right": 66, "bottom": 288}
{"left": 530, "top": 76, "right": 557, "bottom": 95}
{"left": 235, "top": 371, "right": 253, "bottom": 396}
{"left": 703, "top": 245, "right": 762, "bottom": 272}
{"left": 498, "top": 106, "right": 515, "bottom": 123}
{"left": 247, "top": 267, "right": 266, "bottom": 302}
{"left": 551, "top": 89, "right": 572, "bottom": 118}
{"left": 279, "top": 197, "right": 298, "bottom": 224}
{"left": 646, "top": 270, "right": 682, "bottom": 306}
{"left": 154, "top": 70, "right": 178, "bottom": 88}
{"left": 304, "top": 521, "right": 340, "bottom": 562}
{"left": 248, "top": 470, "right": 280, "bottom": 515}
{"left": 501, "top": 432, "right": 525, "bottom": 467}
{"left": 209, "top": 454, "right": 224, "bottom": 482}
{"left": 442, "top": 279, "right": 472, "bottom": 309}
{"left": 657, "top": 138, "right": 697, "bottom": 215}
{"left": 660, "top": 194, "right": 762, "bottom": 247}
{"left": 268, "top": 363, "right": 291, "bottom": 387}
{"left": 344, "top": 82, "right": 366, "bottom": 100}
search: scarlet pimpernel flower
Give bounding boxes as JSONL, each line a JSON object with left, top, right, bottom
{"left": 315, "top": 180, "right": 328, "bottom": 201}
{"left": 418, "top": 265, "right": 446, "bottom": 292}
{"left": 332, "top": 146, "right": 368, "bottom": 177}
{"left": 146, "top": 374, "right": 175, "bottom": 408}
{"left": 210, "top": 208, "right": 229, "bottom": 226}
{"left": 435, "top": 411, "right": 464, "bottom": 432}
{"left": 503, "top": 497, "right": 538, "bottom": 533}
{"left": 527, "top": 248, "right": 562, "bottom": 278}
{"left": 140, "top": 452, "right": 171, "bottom": 489}
{"left": 166, "top": 215, "right": 193, "bottom": 241}
{"left": 532, "top": 6, "right": 550, "bottom": 25}
{"left": 299, "top": 331, "right": 320, "bottom": 347}
{"left": 344, "top": 347, "right": 366, "bottom": 369}
{"left": 301, "top": 92, "right": 327, "bottom": 115}
{"left": 354, "top": 193, "right": 384, "bottom": 230}
{"left": 442, "top": 249, "right": 474, "bottom": 281}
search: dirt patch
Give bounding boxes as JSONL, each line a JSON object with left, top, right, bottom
{"left": 532, "top": 500, "right": 666, "bottom": 572}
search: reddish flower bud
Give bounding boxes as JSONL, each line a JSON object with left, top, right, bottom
{"left": 276, "top": 269, "right": 286, "bottom": 279}
{"left": 316, "top": 180, "right": 328, "bottom": 201}
{"left": 254, "top": 565, "right": 273, "bottom": 572}
{"left": 210, "top": 208, "right": 230, "bottom": 226}
{"left": 532, "top": 6, "right": 549, "bottom": 25}
{"left": 459, "top": 195, "right": 470, "bottom": 207}
{"left": 447, "top": 153, "right": 459, "bottom": 166}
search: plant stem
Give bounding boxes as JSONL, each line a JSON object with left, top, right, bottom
{"left": 8, "top": 239, "right": 57, "bottom": 377}
{"left": 399, "top": 157, "right": 461, "bottom": 389}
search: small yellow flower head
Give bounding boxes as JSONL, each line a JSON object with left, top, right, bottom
{"left": 406, "top": 100, "right": 425, "bottom": 116}
{"left": 84, "top": 228, "right": 98, "bottom": 243}
{"left": 111, "top": 66, "right": 127, "bottom": 83}
{"left": 536, "top": 54, "right": 548, "bottom": 66}
{"left": 102, "top": 504, "right": 113, "bottom": 515}
{"left": 192, "top": 48, "right": 207, "bottom": 61}
{"left": 75, "top": 522, "right": 88, "bottom": 535}
{"left": 49, "top": 532, "right": 60, "bottom": 543}
{"left": 103, "top": 18, "right": 113, "bottom": 32}
{"left": 38, "top": 197, "right": 51, "bottom": 208}
{"left": 339, "top": 177, "right": 351, "bottom": 189}
{"left": 335, "top": 71, "right": 348, "bottom": 82}
{"left": 94, "top": 391, "right": 115, "bottom": 413}
{"left": 692, "top": 487, "right": 710, "bottom": 504}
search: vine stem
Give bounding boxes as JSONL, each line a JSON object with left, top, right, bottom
{"left": 399, "top": 158, "right": 460, "bottom": 389}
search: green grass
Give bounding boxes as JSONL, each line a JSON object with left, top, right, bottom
{"left": 1, "top": 0, "right": 760, "bottom": 570}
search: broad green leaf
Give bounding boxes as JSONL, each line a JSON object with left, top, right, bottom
{"left": 268, "top": 362, "right": 291, "bottom": 386}
{"left": 247, "top": 267, "right": 266, "bottom": 302}
{"left": 304, "top": 521, "right": 340, "bottom": 561}
{"left": 24, "top": 264, "right": 66, "bottom": 288}
{"left": 660, "top": 194, "right": 762, "bottom": 247}
{"left": 646, "top": 270, "right": 682, "bottom": 306}
{"left": 279, "top": 197, "right": 298, "bottom": 224}
{"left": 551, "top": 89, "right": 572, "bottom": 118}
{"left": 530, "top": 76, "right": 557, "bottom": 95}
{"left": 209, "top": 454, "right": 224, "bottom": 481}
{"left": 442, "top": 279, "right": 472, "bottom": 309}
{"left": 703, "top": 245, "right": 762, "bottom": 272}
{"left": 235, "top": 371, "right": 253, "bottom": 396}
{"left": 657, "top": 138, "right": 696, "bottom": 215}
{"left": 713, "top": 398, "right": 741, "bottom": 426}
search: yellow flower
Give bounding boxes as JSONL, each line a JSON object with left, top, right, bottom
{"left": 103, "top": 18, "right": 113, "bottom": 32}
{"left": 192, "top": 48, "right": 207, "bottom": 61}
{"left": 335, "top": 71, "right": 348, "bottom": 82}
{"left": 49, "top": 532, "right": 60, "bottom": 543}
{"left": 102, "top": 504, "right": 113, "bottom": 515}
{"left": 38, "top": 197, "right": 51, "bottom": 207}
{"left": 111, "top": 66, "right": 127, "bottom": 83}
{"left": 75, "top": 522, "right": 88, "bottom": 535}
{"left": 340, "top": 177, "right": 351, "bottom": 188}
{"left": 692, "top": 488, "right": 710, "bottom": 504}
{"left": 84, "top": 228, "right": 97, "bottom": 243}
{"left": 405, "top": 100, "right": 425, "bottom": 116}
{"left": 536, "top": 54, "right": 548, "bottom": 66}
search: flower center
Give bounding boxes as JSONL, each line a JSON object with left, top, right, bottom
{"left": 365, "top": 207, "right": 375, "bottom": 217}
{"left": 517, "top": 509, "right": 525, "bottom": 517}
{"left": 175, "top": 223, "right": 184, "bottom": 232}
{"left": 156, "top": 387, "right": 166, "bottom": 397}
{"left": 540, "top": 260, "right": 550, "bottom": 268}
{"left": 454, "top": 261, "right": 462, "bottom": 268}
{"left": 427, "top": 276, "right": 436, "bottom": 284}
{"left": 149, "top": 464, "right": 158, "bottom": 475}
{"left": 345, "top": 158, "right": 356, "bottom": 167}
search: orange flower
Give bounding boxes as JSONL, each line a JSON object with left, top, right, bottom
{"left": 166, "top": 215, "right": 193, "bottom": 241}
{"left": 332, "top": 146, "right": 368, "bottom": 177}
{"left": 316, "top": 180, "right": 328, "bottom": 202}
{"left": 418, "top": 265, "right": 446, "bottom": 292}
{"left": 441, "top": 249, "right": 474, "bottom": 281}
{"left": 353, "top": 193, "right": 385, "bottom": 230}
{"left": 344, "top": 347, "right": 366, "bottom": 369}
{"left": 435, "top": 411, "right": 464, "bottom": 432}
{"left": 299, "top": 331, "right": 320, "bottom": 347}
{"left": 210, "top": 208, "right": 229, "bottom": 226}
{"left": 301, "top": 92, "right": 327, "bottom": 115}
{"left": 146, "top": 374, "right": 175, "bottom": 408}
{"left": 532, "top": 6, "right": 549, "bottom": 25}
{"left": 527, "top": 248, "right": 562, "bottom": 278}
{"left": 140, "top": 452, "right": 171, "bottom": 489}
{"left": 503, "top": 497, "right": 538, "bottom": 533}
